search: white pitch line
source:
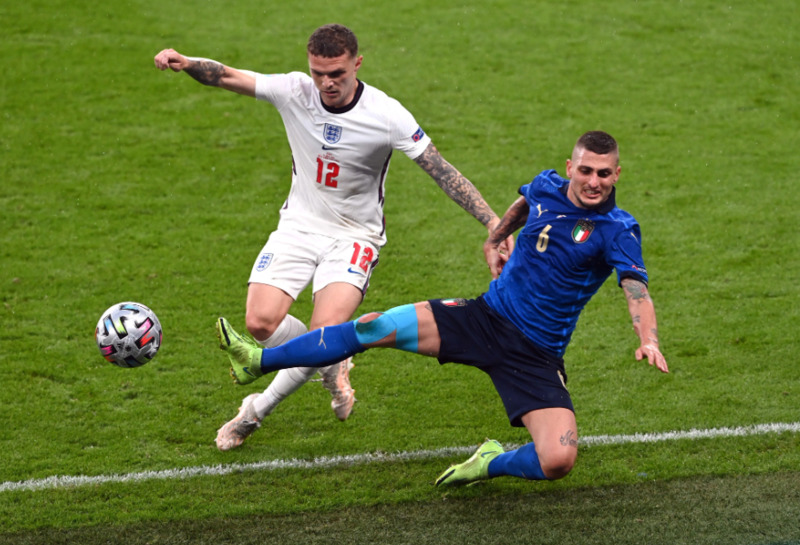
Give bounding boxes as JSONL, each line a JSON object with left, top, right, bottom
{"left": 579, "top": 421, "right": 800, "bottom": 447}
{"left": 2, "top": 422, "right": 798, "bottom": 493}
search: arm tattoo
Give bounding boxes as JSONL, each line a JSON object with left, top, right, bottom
{"left": 185, "top": 59, "right": 225, "bottom": 87}
{"left": 414, "top": 143, "right": 496, "bottom": 226}
{"left": 621, "top": 278, "right": 650, "bottom": 302}
{"left": 622, "top": 278, "right": 659, "bottom": 345}
{"left": 488, "top": 198, "right": 527, "bottom": 245}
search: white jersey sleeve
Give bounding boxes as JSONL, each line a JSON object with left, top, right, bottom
{"left": 253, "top": 72, "right": 432, "bottom": 247}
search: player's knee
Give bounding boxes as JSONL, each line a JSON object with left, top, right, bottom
{"left": 354, "top": 305, "right": 419, "bottom": 351}
{"left": 356, "top": 312, "right": 383, "bottom": 325}
{"left": 245, "top": 310, "right": 281, "bottom": 341}
{"left": 354, "top": 312, "right": 393, "bottom": 346}
{"left": 539, "top": 450, "right": 576, "bottom": 480}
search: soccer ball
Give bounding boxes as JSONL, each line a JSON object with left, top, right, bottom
{"left": 95, "top": 302, "right": 162, "bottom": 368}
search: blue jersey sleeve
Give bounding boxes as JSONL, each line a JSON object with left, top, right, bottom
{"left": 519, "top": 170, "right": 565, "bottom": 201}
{"left": 607, "top": 221, "right": 648, "bottom": 286}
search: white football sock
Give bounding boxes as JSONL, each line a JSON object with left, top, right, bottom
{"left": 252, "top": 314, "right": 311, "bottom": 418}
{"left": 256, "top": 314, "right": 308, "bottom": 348}
{"left": 252, "top": 366, "right": 319, "bottom": 418}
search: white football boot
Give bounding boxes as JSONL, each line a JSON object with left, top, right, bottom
{"left": 319, "top": 358, "right": 356, "bottom": 421}
{"left": 215, "top": 393, "right": 262, "bottom": 451}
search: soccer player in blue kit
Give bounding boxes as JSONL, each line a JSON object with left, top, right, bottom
{"left": 215, "top": 130, "right": 669, "bottom": 485}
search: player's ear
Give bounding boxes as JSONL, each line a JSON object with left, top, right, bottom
{"left": 565, "top": 159, "right": 573, "bottom": 178}
{"left": 354, "top": 55, "right": 363, "bottom": 71}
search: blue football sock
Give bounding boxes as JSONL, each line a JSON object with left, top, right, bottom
{"left": 259, "top": 321, "right": 365, "bottom": 374}
{"left": 487, "top": 442, "right": 548, "bottom": 481}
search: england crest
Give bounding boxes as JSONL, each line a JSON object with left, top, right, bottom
{"left": 572, "top": 220, "right": 595, "bottom": 243}
{"left": 256, "top": 252, "right": 274, "bottom": 272}
{"left": 323, "top": 123, "right": 342, "bottom": 144}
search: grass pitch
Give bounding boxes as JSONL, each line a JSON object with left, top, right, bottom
{"left": 1, "top": 0, "right": 799, "bottom": 543}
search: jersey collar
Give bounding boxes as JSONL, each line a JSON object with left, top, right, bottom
{"left": 321, "top": 80, "right": 364, "bottom": 114}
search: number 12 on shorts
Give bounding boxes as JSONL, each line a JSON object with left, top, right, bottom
{"left": 351, "top": 242, "right": 374, "bottom": 274}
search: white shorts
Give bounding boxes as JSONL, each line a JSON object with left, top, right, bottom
{"left": 248, "top": 229, "right": 380, "bottom": 300}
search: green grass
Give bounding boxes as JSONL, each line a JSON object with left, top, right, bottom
{"left": 2, "top": 0, "right": 799, "bottom": 542}
{"left": 3, "top": 471, "right": 800, "bottom": 545}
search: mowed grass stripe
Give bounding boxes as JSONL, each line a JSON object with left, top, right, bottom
{"left": 4, "top": 421, "right": 798, "bottom": 493}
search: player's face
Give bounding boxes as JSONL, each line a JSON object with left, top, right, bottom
{"left": 565, "top": 148, "right": 621, "bottom": 209}
{"left": 308, "top": 52, "right": 363, "bottom": 109}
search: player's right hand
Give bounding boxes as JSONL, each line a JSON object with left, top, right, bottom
{"left": 636, "top": 343, "right": 669, "bottom": 374}
{"left": 154, "top": 49, "right": 188, "bottom": 72}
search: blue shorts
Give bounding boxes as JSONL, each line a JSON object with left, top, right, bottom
{"left": 429, "top": 296, "right": 574, "bottom": 427}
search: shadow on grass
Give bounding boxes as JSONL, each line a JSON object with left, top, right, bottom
{"left": 3, "top": 471, "right": 799, "bottom": 545}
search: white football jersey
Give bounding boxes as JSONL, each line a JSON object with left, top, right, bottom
{"left": 255, "top": 72, "right": 431, "bottom": 247}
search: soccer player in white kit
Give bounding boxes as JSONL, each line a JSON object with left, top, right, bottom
{"left": 154, "top": 24, "right": 512, "bottom": 451}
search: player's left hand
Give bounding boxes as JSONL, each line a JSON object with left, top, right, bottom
{"left": 483, "top": 238, "right": 511, "bottom": 279}
{"left": 154, "top": 48, "right": 189, "bottom": 72}
{"left": 484, "top": 220, "right": 514, "bottom": 279}
{"left": 636, "top": 343, "right": 669, "bottom": 373}
{"left": 497, "top": 234, "right": 514, "bottom": 260}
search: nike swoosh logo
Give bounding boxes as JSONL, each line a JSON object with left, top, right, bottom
{"left": 436, "top": 469, "right": 455, "bottom": 485}
{"left": 481, "top": 451, "right": 496, "bottom": 458}
{"left": 322, "top": 145, "right": 337, "bottom": 150}
{"left": 347, "top": 267, "right": 366, "bottom": 276}
{"left": 242, "top": 367, "right": 256, "bottom": 377}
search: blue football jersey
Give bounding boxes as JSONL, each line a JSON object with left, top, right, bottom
{"left": 484, "top": 169, "right": 648, "bottom": 357}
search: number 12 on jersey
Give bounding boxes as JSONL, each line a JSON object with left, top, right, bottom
{"left": 316, "top": 158, "right": 340, "bottom": 188}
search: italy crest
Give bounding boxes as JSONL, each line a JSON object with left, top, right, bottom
{"left": 572, "top": 220, "right": 594, "bottom": 243}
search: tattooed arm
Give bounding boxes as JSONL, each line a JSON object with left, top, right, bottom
{"left": 621, "top": 278, "right": 669, "bottom": 373}
{"left": 154, "top": 49, "right": 256, "bottom": 97}
{"left": 414, "top": 142, "right": 514, "bottom": 264}
{"left": 414, "top": 142, "right": 498, "bottom": 225}
{"left": 483, "top": 196, "right": 528, "bottom": 279}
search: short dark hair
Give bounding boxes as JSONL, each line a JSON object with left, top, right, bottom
{"left": 576, "top": 131, "right": 618, "bottom": 156}
{"left": 307, "top": 24, "right": 359, "bottom": 58}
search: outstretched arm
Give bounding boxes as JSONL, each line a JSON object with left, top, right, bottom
{"left": 414, "top": 143, "right": 514, "bottom": 258}
{"left": 621, "top": 278, "right": 669, "bottom": 373}
{"left": 154, "top": 48, "right": 256, "bottom": 97}
{"left": 483, "top": 196, "right": 528, "bottom": 278}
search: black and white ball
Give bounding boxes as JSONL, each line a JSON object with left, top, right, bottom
{"left": 95, "top": 302, "right": 162, "bottom": 368}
